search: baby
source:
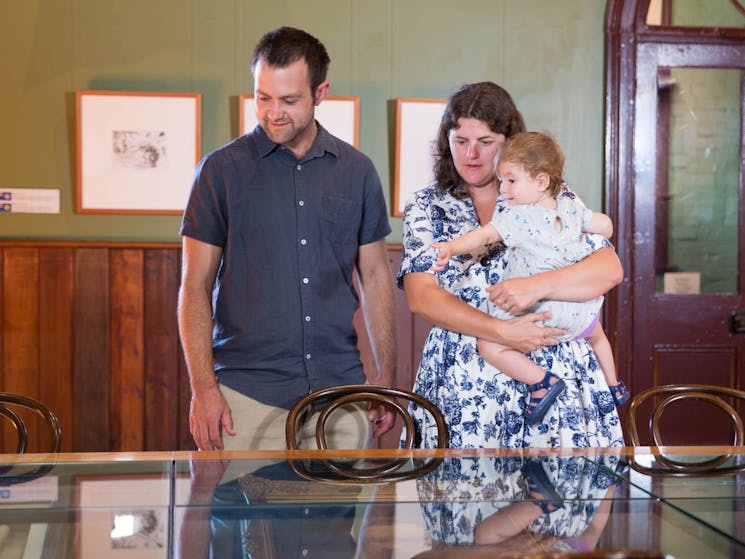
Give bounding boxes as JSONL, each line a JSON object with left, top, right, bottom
{"left": 431, "top": 132, "right": 629, "bottom": 425}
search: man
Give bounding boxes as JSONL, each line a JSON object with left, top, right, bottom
{"left": 178, "top": 27, "right": 396, "bottom": 451}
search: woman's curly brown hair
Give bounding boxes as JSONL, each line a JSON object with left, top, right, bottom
{"left": 433, "top": 82, "right": 525, "bottom": 199}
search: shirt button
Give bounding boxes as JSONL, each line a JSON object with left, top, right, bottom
{"left": 303, "top": 278, "right": 309, "bottom": 284}
{"left": 305, "top": 315, "right": 311, "bottom": 322}
{"left": 299, "top": 200, "right": 304, "bottom": 206}
{"left": 304, "top": 507, "right": 310, "bottom": 515}
{"left": 297, "top": 164, "right": 302, "bottom": 171}
{"left": 302, "top": 550, "right": 308, "bottom": 557}
{"left": 305, "top": 353, "right": 312, "bottom": 360}
{"left": 300, "top": 239, "right": 307, "bottom": 245}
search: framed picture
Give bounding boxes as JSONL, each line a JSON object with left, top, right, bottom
{"left": 75, "top": 474, "right": 190, "bottom": 559}
{"left": 393, "top": 98, "right": 447, "bottom": 217}
{"left": 76, "top": 90, "right": 201, "bottom": 214}
{"left": 239, "top": 94, "right": 360, "bottom": 147}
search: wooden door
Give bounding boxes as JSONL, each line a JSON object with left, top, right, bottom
{"left": 632, "top": 44, "right": 745, "bottom": 444}
{"left": 605, "top": 1, "right": 745, "bottom": 445}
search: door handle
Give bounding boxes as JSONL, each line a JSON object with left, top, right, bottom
{"left": 730, "top": 311, "right": 745, "bottom": 334}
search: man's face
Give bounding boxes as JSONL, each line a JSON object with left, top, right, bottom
{"left": 253, "top": 58, "right": 327, "bottom": 156}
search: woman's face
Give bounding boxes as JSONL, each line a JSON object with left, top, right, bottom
{"left": 448, "top": 117, "right": 506, "bottom": 190}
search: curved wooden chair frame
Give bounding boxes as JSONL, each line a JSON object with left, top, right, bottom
{"left": 0, "top": 406, "right": 28, "bottom": 454}
{"left": 285, "top": 385, "right": 448, "bottom": 483}
{"left": 625, "top": 384, "right": 745, "bottom": 476}
{"left": 0, "top": 392, "right": 62, "bottom": 485}
{"left": 0, "top": 392, "right": 61, "bottom": 454}
{"left": 286, "top": 384, "right": 448, "bottom": 450}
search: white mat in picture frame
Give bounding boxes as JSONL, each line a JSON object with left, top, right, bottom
{"left": 76, "top": 90, "right": 201, "bottom": 215}
{"left": 239, "top": 94, "right": 359, "bottom": 147}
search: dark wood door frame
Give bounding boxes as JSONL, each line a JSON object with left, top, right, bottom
{"left": 604, "top": 0, "right": 745, "bottom": 382}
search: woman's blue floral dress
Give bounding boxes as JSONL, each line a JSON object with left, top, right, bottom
{"left": 398, "top": 186, "right": 624, "bottom": 448}
{"left": 416, "top": 454, "right": 623, "bottom": 548}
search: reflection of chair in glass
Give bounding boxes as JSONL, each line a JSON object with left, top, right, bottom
{"left": 285, "top": 384, "right": 448, "bottom": 483}
{"left": 626, "top": 384, "right": 745, "bottom": 475}
{"left": 0, "top": 392, "right": 61, "bottom": 484}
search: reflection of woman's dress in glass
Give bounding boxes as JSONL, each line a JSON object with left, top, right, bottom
{"left": 416, "top": 455, "right": 621, "bottom": 552}
{"left": 528, "top": 456, "right": 620, "bottom": 550}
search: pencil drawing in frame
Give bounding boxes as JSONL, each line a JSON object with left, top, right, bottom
{"left": 393, "top": 98, "right": 447, "bottom": 217}
{"left": 76, "top": 90, "right": 201, "bottom": 214}
{"left": 75, "top": 473, "right": 191, "bottom": 559}
{"left": 239, "top": 94, "right": 360, "bottom": 147}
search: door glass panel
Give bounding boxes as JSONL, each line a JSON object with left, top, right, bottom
{"left": 655, "top": 67, "right": 741, "bottom": 294}
{"left": 647, "top": 0, "right": 745, "bottom": 27}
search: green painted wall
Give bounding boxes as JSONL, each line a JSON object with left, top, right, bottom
{"left": 1, "top": 0, "right": 606, "bottom": 243}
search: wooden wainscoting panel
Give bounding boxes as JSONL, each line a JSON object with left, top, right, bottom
{"left": 0, "top": 242, "right": 425, "bottom": 452}
{"left": 0, "top": 250, "right": 3, "bottom": 390}
{"left": 1, "top": 248, "right": 41, "bottom": 452}
{"left": 39, "top": 248, "right": 74, "bottom": 453}
{"left": 1, "top": 248, "right": 40, "bottom": 394}
{"left": 109, "top": 249, "right": 145, "bottom": 451}
{"left": 178, "top": 349, "right": 197, "bottom": 450}
{"left": 144, "top": 249, "right": 181, "bottom": 450}
{"left": 73, "top": 248, "right": 111, "bottom": 451}
{"left": 389, "top": 249, "right": 415, "bottom": 392}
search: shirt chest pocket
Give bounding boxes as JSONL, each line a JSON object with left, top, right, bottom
{"left": 322, "top": 195, "right": 359, "bottom": 246}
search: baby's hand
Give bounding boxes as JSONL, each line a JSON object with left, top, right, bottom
{"left": 430, "top": 242, "right": 452, "bottom": 271}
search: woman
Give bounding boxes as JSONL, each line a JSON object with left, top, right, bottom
{"left": 399, "top": 82, "right": 624, "bottom": 448}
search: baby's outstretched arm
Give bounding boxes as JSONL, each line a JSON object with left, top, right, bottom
{"left": 430, "top": 224, "right": 502, "bottom": 271}
{"left": 585, "top": 211, "right": 613, "bottom": 239}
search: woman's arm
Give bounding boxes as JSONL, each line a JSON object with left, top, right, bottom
{"left": 487, "top": 246, "right": 623, "bottom": 313}
{"left": 403, "top": 272, "right": 564, "bottom": 353}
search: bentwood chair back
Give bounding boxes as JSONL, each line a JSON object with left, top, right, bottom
{"left": 625, "top": 384, "right": 745, "bottom": 475}
{"left": 0, "top": 392, "right": 61, "bottom": 454}
{"left": 285, "top": 385, "right": 448, "bottom": 483}
{"left": 285, "top": 384, "right": 448, "bottom": 450}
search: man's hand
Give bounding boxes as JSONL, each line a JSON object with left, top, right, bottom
{"left": 368, "top": 402, "right": 396, "bottom": 438}
{"left": 188, "top": 456, "right": 231, "bottom": 487}
{"left": 189, "top": 386, "right": 236, "bottom": 450}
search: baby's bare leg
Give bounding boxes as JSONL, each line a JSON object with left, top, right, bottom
{"left": 586, "top": 322, "right": 618, "bottom": 386}
{"left": 478, "top": 339, "right": 545, "bottom": 385}
{"left": 478, "top": 339, "right": 566, "bottom": 424}
{"left": 473, "top": 502, "right": 543, "bottom": 545}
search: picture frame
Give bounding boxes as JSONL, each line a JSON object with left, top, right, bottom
{"left": 76, "top": 90, "right": 201, "bottom": 215}
{"left": 75, "top": 474, "right": 190, "bottom": 559}
{"left": 393, "top": 98, "right": 447, "bottom": 217}
{"left": 239, "top": 94, "right": 360, "bottom": 147}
